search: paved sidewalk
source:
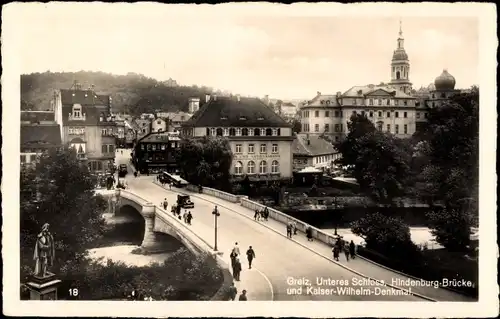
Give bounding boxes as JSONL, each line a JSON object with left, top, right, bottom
{"left": 164, "top": 184, "right": 474, "bottom": 302}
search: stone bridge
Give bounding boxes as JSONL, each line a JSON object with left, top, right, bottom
{"left": 103, "top": 189, "right": 213, "bottom": 255}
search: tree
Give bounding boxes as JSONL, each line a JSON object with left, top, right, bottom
{"left": 351, "top": 212, "right": 420, "bottom": 260}
{"left": 426, "top": 208, "right": 474, "bottom": 252}
{"left": 416, "top": 87, "right": 479, "bottom": 211}
{"left": 335, "top": 114, "right": 412, "bottom": 205}
{"left": 175, "top": 136, "right": 233, "bottom": 190}
{"left": 291, "top": 119, "right": 302, "bottom": 134}
{"left": 20, "top": 146, "right": 107, "bottom": 280}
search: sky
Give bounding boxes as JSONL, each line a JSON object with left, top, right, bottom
{"left": 9, "top": 3, "right": 479, "bottom": 100}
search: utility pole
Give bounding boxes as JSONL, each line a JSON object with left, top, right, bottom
{"left": 212, "top": 206, "right": 220, "bottom": 251}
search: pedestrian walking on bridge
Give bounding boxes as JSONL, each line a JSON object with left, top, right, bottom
{"left": 286, "top": 223, "right": 292, "bottom": 238}
{"left": 344, "top": 243, "right": 350, "bottom": 261}
{"left": 163, "top": 198, "right": 168, "bottom": 210}
{"left": 233, "top": 257, "right": 242, "bottom": 281}
{"left": 187, "top": 211, "right": 193, "bottom": 225}
{"left": 238, "top": 290, "right": 247, "bottom": 301}
{"left": 232, "top": 242, "right": 240, "bottom": 256}
{"left": 246, "top": 246, "right": 256, "bottom": 269}
{"left": 227, "top": 282, "right": 237, "bottom": 301}
{"left": 349, "top": 240, "right": 356, "bottom": 259}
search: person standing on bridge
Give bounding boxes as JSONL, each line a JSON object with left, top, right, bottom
{"left": 233, "top": 256, "right": 242, "bottom": 281}
{"left": 227, "top": 282, "right": 238, "bottom": 301}
{"left": 186, "top": 211, "right": 193, "bottom": 225}
{"left": 306, "top": 226, "right": 313, "bottom": 241}
{"left": 232, "top": 242, "right": 240, "bottom": 256}
{"left": 286, "top": 223, "right": 292, "bottom": 238}
{"left": 332, "top": 245, "right": 340, "bottom": 261}
{"left": 344, "top": 242, "right": 350, "bottom": 261}
{"left": 246, "top": 246, "right": 256, "bottom": 269}
{"left": 238, "top": 289, "right": 247, "bottom": 301}
{"left": 163, "top": 198, "right": 168, "bottom": 211}
{"left": 254, "top": 209, "right": 260, "bottom": 221}
{"left": 349, "top": 240, "right": 356, "bottom": 259}
{"left": 292, "top": 221, "right": 298, "bottom": 235}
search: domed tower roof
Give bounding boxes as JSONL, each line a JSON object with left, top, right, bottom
{"left": 434, "top": 69, "right": 456, "bottom": 91}
{"left": 427, "top": 83, "right": 436, "bottom": 91}
{"left": 392, "top": 50, "right": 408, "bottom": 61}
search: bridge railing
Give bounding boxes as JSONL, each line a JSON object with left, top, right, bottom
{"left": 185, "top": 185, "right": 239, "bottom": 203}
{"left": 239, "top": 198, "right": 337, "bottom": 246}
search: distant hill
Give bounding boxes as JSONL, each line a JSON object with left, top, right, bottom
{"left": 21, "top": 71, "right": 214, "bottom": 114}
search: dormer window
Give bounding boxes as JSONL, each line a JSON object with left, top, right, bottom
{"left": 210, "top": 128, "right": 216, "bottom": 136}
{"left": 223, "top": 128, "right": 229, "bottom": 136}
{"left": 221, "top": 116, "right": 228, "bottom": 120}
{"left": 239, "top": 116, "right": 247, "bottom": 121}
{"left": 257, "top": 116, "right": 264, "bottom": 121}
{"left": 260, "top": 128, "right": 265, "bottom": 136}
{"left": 272, "top": 128, "right": 278, "bottom": 136}
{"left": 236, "top": 128, "right": 241, "bottom": 136}
{"left": 73, "top": 105, "right": 82, "bottom": 118}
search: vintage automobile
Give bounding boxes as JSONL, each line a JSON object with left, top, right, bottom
{"left": 177, "top": 194, "right": 194, "bottom": 209}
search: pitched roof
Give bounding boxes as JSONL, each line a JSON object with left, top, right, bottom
{"left": 292, "top": 134, "right": 337, "bottom": 157}
{"left": 303, "top": 94, "right": 340, "bottom": 108}
{"left": 21, "top": 124, "right": 62, "bottom": 148}
{"left": 342, "top": 85, "right": 413, "bottom": 99}
{"left": 60, "top": 89, "right": 110, "bottom": 106}
{"left": 183, "top": 96, "right": 291, "bottom": 128}
{"left": 161, "top": 111, "right": 192, "bottom": 122}
{"left": 62, "top": 104, "right": 115, "bottom": 126}
{"left": 139, "top": 132, "right": 181, "bottom": 143}
{"left": 20, "top": 111, "right": 55, "bottom": 123}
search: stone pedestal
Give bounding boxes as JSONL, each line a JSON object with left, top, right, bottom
{"left": 140, "top": 202, "right": 164, "bottom": 253}
{"left": 25, "top": 272, "right": 62, "bottom": 300}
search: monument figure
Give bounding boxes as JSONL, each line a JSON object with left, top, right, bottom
{"left": 33, "top": 223, "right": 55, "bottom": 277}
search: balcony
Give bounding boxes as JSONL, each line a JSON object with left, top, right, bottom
{"left": 76, "top": 153, "right": 87, "bottom": 160}
{"left": 68, "top": 113, "right": 86, "bottom": 121}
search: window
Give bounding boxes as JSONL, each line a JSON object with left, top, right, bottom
{"left": 315, "top": 111, "right": 319, "bottom": 117}
{"left": 395, "top": 100, "right": 399, "bottom": 106}
{"left": 395, "top": 112, "right": 399, "bottom": 118}
{"left": 21, "top": 155, "right": 26, "bottom": 163}
{"left": 335, "top": 136, "right": 339, "bottom": 141}
{"left": 247, "top": 161, "right": 255, "bottom": 174}
{"left": 266, "top": 128, "right": 272, "bottom": 136}
{"left": 353, "top": 99, "right": 357, "bottom": 105}
{"left": 234, "top": 161, "right": 243, "bottom": 175}
{"left": 102, "top": 144, "right": 107, "bottom": 153}
{"left": 315, "top": 124, "right": 319, "bottom": 132}
{"left": 416, "top": 112, "right": 421, "bottom": 119}
{"left": 73, "top": 106, "right": 82, "bottom": 117}
{"left": 404, "top": 124, "right": 408, "bottom": 134}
{"left": 325, "top": 111, "right": 330, "bottom": 117}
{"left": 142, "top": 129, "right": 146, "bottom": 133}
{"left": 378, "top": 111, "right": 382, "bottom": 117}
{"left": 254, "top": 128, "right": 260, "bottom": 136}
{"left": 223, "top": 128, "right": 229, "bottom": 136}
{"left": 395, "top": 124, "right": 399, "bottom": 134}
{"left": 361, "top": 111, "right": 365, "bottom": 116}
{"left": 369, "top": 99, "right": 374, "bottom": 106}
{"left": 141, "top": 144, "right": 145, "bottom": 150}
{"left": 377, "top": 122, "right": 383, "bottom": 131}
{"left": 432, "top": 94, "right": 435, "bottom": 99}
{"left": 403, "top": 112, "right": 408, "bottom": 118}
{"left": 161, "top": 144, "right": 166, "bottom": 150}
{"left": 271, "top": 160, "right": 279, "bottom": 173}
{"left": 334, "top": 124, "right": 340, "bottom": 132}
{"left": 369, "top": 111, "right": 373, "bottom": 117}
{"left": 109, "top": 144, "right": 114, "bottom": 153}
{"left": 236, "top": 128, "right": 242, "bottom": 136}
{"left": 210, "top": 128, "right": 216, "bottom": 136}
{"left": 229, "top": 128, "right": 236, "bottom": 136}
{"left": 241, "top": 128, "right": 248, "bottom": 136}
{"left": 248, "top": 144, "right": 255, "bottom": 154}
{"left": 272, "top": 128, "right": 278, "bottom": 136}
{"left": 324, "top": 124, "right": 330, "bottom": 132}
{"left": 206, "top": 128, "right": 210, "bottom": 136}
{"left": 272, "top": 144, "right": 278, "bottom": 153}
{"left": 386, "top": 112, "right": 390, "bottom": 118}
{"left": 334, "top": 111, "right": 339, "bottom": 117}
{"left": 260, "top": 144, "right": 267, "bottom": 154}
{"left": 378, "top": 99, "right": 382, "bottom": 106}
{"left": 424, "top": 113, "right": 428, "bottom": 119}
{"left": 260, "top": 128, "right": 266, "bottom": 136}
{"left": 235, "top": 144, "right": 242, "bottom": 153}
{"left": 30, "top": 154, "right": 37, "bottom": 162}
{"left": 152, "top": 144, "right": 156, "bottom": 151}
{"left": 387, "top": 124, "right": 391, "bottom": 132}
{"left": 216, "top": 128, "right": 223, "bottom": 136}
{"left": 259, "top": 161, "right": 267, "bottom": 174}
{"left": 340, "top": 124, "right": 343, "bottom": 132}
{"left": 248, "top": 128, "right": 254, "bottom": 136}
{"left": 157, "top": 120, "right": 162, "bottom": 124}
{"left": 404, "top": 101, "right": 408, "bottom": 106}
{"left": 441, "top": 93, "right": 446, "bottom": 98}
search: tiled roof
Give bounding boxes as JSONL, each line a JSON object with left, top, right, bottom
{"left": 139, "top": 132, "right": 181, "bottom": 143}
{"left": 134, "top": 119, "right": 151, "bottom": 128}
{"left": 21, "top": 111, "right": 55, "bottom": 123}
{"left": 342, "top": 85, "right": 413, "bottom": 99}
{"left": 303, "top": 95, "right": 340, "bottom": 108}
{"left": 62, "top": 104, "right": 115, "bottom": 126}
{"left": 183, "top": 96, "right": 290, "bottom": 128}
{"left": 21, "top": 124, "right": 62, "bottom": 148}
{"left": 292, "top": 133, "right": 337, "bottom": 157}
{"left": 161, "top": 111, "right": 192, "bottom": 123}
{"left": 61, "top": 89, "right": 109, "bottom": 106}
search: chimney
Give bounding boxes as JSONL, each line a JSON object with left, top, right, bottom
{"left": 236, "top": 94, "right": 241, "bottom": 102}
{"left": 205, "top": 94, "right": 210, "bottom": 103}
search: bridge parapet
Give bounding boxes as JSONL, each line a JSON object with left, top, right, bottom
{"left": 186, "top": 185, "right": 240, "bottom": 203}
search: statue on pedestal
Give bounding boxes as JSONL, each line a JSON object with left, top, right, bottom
{"left": 33, "top": 223, "right": 55, "bottom": 277}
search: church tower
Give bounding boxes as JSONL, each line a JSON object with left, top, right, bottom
{"left": 389, "top": 19, "right": 412, "bottom": 94}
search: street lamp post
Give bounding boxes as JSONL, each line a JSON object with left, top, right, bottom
{"left": 212, "top": 206, "right": 220, "bottom": 251}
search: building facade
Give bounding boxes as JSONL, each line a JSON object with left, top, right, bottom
{"left": 299, "top": 21, "right": 463, "bottom": 140}
{"left": 292, "top": 134, "right": 340, "bottom": 172}
{"left": 133, "top": 132, "right": 180, "bottom": 174}
{"left": 181, "top": 95, "right": 295, "bottom": 183}
{"left": 53, "top": 83, "right": 117, "bottom": 172}
{"left": 20, "top": 111, "right": 62, "bottom": 167}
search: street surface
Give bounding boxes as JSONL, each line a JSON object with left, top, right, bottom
{"left": 113, "top": 149, "right": 473, "bottom": 302}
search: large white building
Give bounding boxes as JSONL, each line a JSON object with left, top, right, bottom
{"left": 300, "top": 21, "right": 462, "bottom": 141}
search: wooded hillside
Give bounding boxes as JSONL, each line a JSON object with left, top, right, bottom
{"left": 21, "top": 71, "right": 214, "bottom": 114}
